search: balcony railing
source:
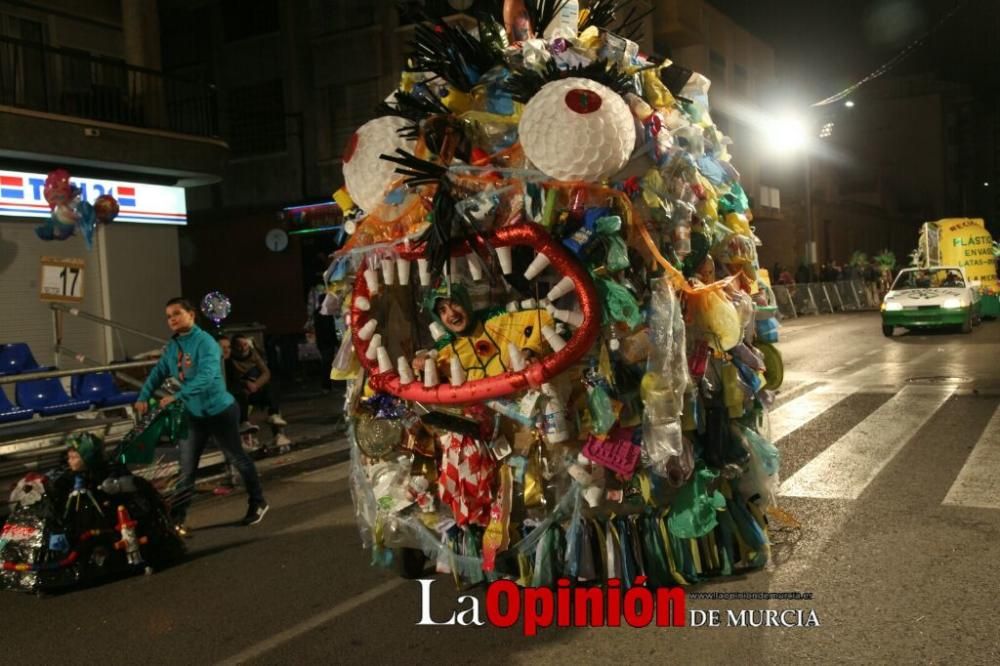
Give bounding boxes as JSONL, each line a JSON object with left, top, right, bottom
{"left": 0, "top": 35, "right": 219, "bottom": 138}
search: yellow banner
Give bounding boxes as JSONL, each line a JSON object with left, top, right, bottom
{"left": 934, "top": 218, "right": 998, "bottom": 288}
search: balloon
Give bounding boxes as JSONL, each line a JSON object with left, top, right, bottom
{"left": 52, "top": 203, "right": 80, "bottom": 225}
{"left": 43, "top": 169, "right": 73, "bottom": 207}
{"left": 94, "top": 194, "right": 120, "bottom": 223}
{"left": 77, "top": 200, "right": 97, "bottom": 249}
{"left": 35, "top": 217, "right": 76, "bottom": 241}
{"left": 200, "top": 291, "right": 232, "bottom": 326}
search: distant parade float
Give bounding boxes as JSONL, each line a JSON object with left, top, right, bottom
{"left": 328, "top": 1, "right": 789, "bottom": 586}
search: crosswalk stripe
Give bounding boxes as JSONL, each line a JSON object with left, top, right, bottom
{"left": 779, "top": 385, "right": 955, "bottom": 500}
{"left": 942, "top": 404, "right": 1000, "bottom": 509}
{"left": 768, "top": 385, "right": 852, "bottom": 441}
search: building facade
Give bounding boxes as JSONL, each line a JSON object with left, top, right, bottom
{"left": 0, "top": 0, "right": 226, "bottom": 366}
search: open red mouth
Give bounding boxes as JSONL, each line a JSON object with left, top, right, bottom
{"left": 349, "top": 223, "right": 600, "bottom": 404}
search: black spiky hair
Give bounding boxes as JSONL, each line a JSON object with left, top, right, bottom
{"left": 376, "top": 89, "right": 451, "bottom": 139}
{"left": 405, "top": 14, "right": 501, "bottom": 93}
{"left": 502, "top": 57, "right": 636, "bottom": 104}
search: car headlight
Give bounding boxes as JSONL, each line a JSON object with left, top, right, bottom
{"left": 884, "top": 302, "right": 903, "bottom": 311}
{"left": 942, "top": 298, "right": 963, "bottom": 309}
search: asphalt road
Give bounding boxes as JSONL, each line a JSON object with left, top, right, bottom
{"left": 2, "top": 312, "right": 999, "bottom": 664}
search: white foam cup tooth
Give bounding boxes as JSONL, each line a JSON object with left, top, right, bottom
{"left": 364, "top": 334, "right": 382, "bottom": 360}
{"left": 417, "top": 258, "right": 431, "bottom": 286}
{"left": 496, "top": 246, "right": 513, "bottom": 275}
{"left": 396, "top": 258, "right": 411, "bottom": 285}
{"left": 507, "top": 343, "right": 526, "bottom": 372}
{"left": 449, "top": 356, "right": 466, "bottom": 386}
{"left": 376, "top": 347, "right": 393, "bottom": 374}
{"left": 521, "top": 298, "right": 537, "bottom": 310}
{"left": 546, "top": 276, "right": 575, "bottom": 302}
{"left": 363, "top": 268, "right": 379, "bottom": 295}
{"left": 506, "top": 301, "right": 519, "bottom": 313}
{"left": 381, "top": 258, "right": 395, "bottom": 286}
{"left": 583, "top": 485, "right": 604, "bottom": 508}
{"left": 358, "top": 319, "right": 378, "bottom": 341}
{"left": 467, "top": 256, "right": 483, "bottom": 281}
{"left": 355, "top": 296, "right": 371, "bottom": 311}
{"left": 555, "top": 309, "right": 584, "bottom": 327}
{"left": 397, "top": 356, "right": 415, "bottom": 384}
{"left": 542, "top": 325, "right": 566, "bottom": 352}
{"left": 429, "top": 322, "right": 447, "bottom": 341}
{"left": 524, "top": 253, "right": 550, "bottom": 280}
{"left": 423, "top": 357, "right": 439, "bottom": 387}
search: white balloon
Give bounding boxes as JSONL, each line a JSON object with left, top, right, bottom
{"left": 342, "top": 116, "right": 415, "bottom": 212}
{"left": 518, "top": 77, "right": 635, "bottom": 182}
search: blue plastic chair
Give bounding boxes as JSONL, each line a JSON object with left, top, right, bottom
{"left": 72, "top": 371, "right": 139, "bottom": 407}
{"left": 0, "top": 387, "right": 34, "bottom": 423}
{"left": 0, "top": 343, "right": 53, "bottom": 376}
{"left": 15, "top": 378, "right": 92, "bottom": 416}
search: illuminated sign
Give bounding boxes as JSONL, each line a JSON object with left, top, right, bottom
{"left": 0, "top": 169, "right": 187, "bottom": 225}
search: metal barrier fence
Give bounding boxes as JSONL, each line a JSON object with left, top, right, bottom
{"left": 770, "top": 280, "right": 882, "bottom": 319}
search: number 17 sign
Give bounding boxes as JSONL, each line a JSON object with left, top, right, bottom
{"left": 40, "top": 256, "right": 85, "bottom": 302}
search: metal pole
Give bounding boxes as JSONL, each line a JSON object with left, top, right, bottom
{"left": 805, "top": 154, "right": 814, "bottom": 273}
{"left": 0, "top": 359, "right": 157, "bottom": 385}
{"left": 49, "top": 303, "right": 167, "bottom": 346}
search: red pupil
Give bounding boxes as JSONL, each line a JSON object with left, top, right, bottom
{"left": 343, "top": 132, "right": 359, "bottom": 163}
{"left": 565, "top": 89, "right": 602, "bottom": 114}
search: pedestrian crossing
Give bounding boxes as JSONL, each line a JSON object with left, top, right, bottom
{"left": 769, "top": 378, "right": 1000, "bottom": 510}
{"left": 942, "top": 404, "right": 1000, "bottom": 509}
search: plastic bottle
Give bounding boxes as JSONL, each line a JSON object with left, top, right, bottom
{"left": 540, "top": 383, "right": 569, "bottom": 444}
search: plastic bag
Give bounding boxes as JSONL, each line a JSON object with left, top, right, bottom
{"left": 667, "top": 465, "right": 725, "bottom": 539}
{"left": 642, "top": 277, "right": 689, "bottom": 422}
{"left": 688, "top": 288, "right": 741, "bottom": 351}
{"left": 587, "top": 382, "right": 616, "bottom": 435}
{"left": 735, "top": 426, "right": 781, "bottom": 507}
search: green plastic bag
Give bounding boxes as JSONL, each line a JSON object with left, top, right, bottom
{"left": 667, "top": 465, "right": 725, "bottom": 539}
{"left": 587, "top": 383, "right": 616, "bottom": 435}
{"left": 117, "top": 400, "right": 188, "bottom": 465}
{"left": 595, "top": 276, "right": 644, "bottom": 329}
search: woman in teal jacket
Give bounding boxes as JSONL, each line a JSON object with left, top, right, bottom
{"left": 136, "top": 297, "right": 268, "bottom": 532}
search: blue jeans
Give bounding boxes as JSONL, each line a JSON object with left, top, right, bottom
{"left": 171, "top": 401, "right": 265, "bottom": 522}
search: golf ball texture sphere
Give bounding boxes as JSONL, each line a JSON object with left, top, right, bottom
{"left": 518, "top": 77, "right": 636, "bottom": 182}
{"left": 342, "top": 115, "right": 415, "bottom": 212}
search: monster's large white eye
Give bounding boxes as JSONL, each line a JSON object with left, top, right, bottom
{"left": 518, "top": 77, "right": 636, "bottom": 182}
{"left": 342, "top": 116, "right": 415, "bottom": 212}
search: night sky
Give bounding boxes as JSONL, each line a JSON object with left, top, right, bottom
{"left": 708, "top": 0, "right": 986, "bottom": 104}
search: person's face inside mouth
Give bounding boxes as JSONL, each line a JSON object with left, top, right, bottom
{"left": 436, "top": 299, "right": 469, "bottom": 335}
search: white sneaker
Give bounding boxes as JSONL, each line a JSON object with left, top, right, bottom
{"left": 274, "top": 433, "right": 292, "bottom": 448}
{"left": 239, "top": 421, "right": 260, "bottom": 434}
{"left": 267, "top": 413, "right": 288, "bottom": 427}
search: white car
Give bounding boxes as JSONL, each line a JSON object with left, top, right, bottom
{"left": 881, "top": 266, "right": 981, "bottom": 336}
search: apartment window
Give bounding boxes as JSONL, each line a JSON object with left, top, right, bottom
{"left": 733, "top": 64, "right": 748, "bottom": 95}
{"left": 709, "top": 49, "right": 726, "bottom": 85}
{"left": 227, "top": 80, "right": 287, "bottom": 156}
{"left": 222, "top": 0, "right": 279, "bottom": 42}
{"left": 759, "top": 185, "right": 781, "bottom": 210}
{"left": 0, "top": 16, "right": 46, "bottom": 108}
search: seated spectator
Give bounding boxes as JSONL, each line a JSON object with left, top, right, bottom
{"left": 228, "top": 335, "right": 291, "bottom": 453}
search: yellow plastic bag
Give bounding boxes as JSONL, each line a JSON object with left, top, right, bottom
{"left": 688, "top": 289, "right": 742, "bottom": 351}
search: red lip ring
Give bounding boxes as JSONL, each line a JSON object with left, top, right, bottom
{"left": 350, "top": 222, "right": 600, "bottom": 404}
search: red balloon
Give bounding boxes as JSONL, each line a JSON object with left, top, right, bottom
{"left": 94, "top": 194, "right": 120, "bottom": 223}
{"left": 350, "top": 222, "right": 601, "bottom": 405}
{"left": 43, "top": 169, "right": 73, "bottom": 208}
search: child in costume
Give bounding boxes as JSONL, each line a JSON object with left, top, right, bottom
{"left": 414, "top": 282, "right": 556, "bottom": 381}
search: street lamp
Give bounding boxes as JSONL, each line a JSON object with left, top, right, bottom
{"left": 763, "top": 112, "right": 816, "bottom": 268}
